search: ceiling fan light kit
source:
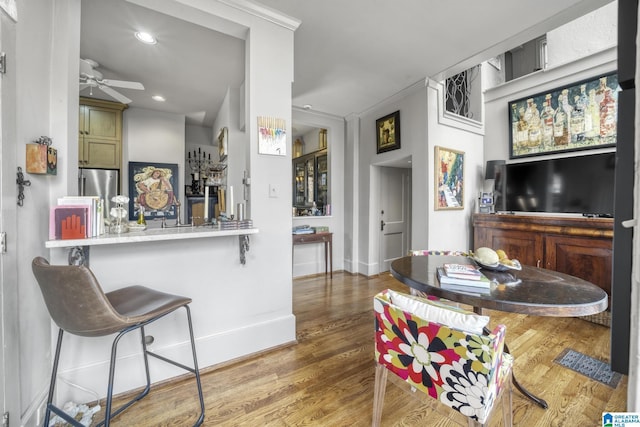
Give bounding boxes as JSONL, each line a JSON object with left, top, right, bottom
{"left": 79, "top": 58, "right": 145, "bottom": 104}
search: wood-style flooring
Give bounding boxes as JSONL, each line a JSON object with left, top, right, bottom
{"left": 92, "top": 272, "right": 627, "bottom": 426}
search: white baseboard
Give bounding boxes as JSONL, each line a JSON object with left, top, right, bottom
{"left": 55, "top": 315, "right": 296, "bottom": 404}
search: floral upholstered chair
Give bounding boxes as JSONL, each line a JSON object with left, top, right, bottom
{"left": 372, "top": 290, "right": 513, "bottom": 427}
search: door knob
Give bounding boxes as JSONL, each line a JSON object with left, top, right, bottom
{"left": 381, "top": 220, "right": 386, "bottom": 231}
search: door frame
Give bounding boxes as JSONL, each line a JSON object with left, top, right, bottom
{"left": 0, "top": 7, "right": 21, "bottom": 424}
{"left": 377, "top": 164, "right": 412, "bottom": 273}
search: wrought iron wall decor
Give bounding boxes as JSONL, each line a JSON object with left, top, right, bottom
{"left": 445, "top": 66, "right": 479, "bottom": 119}
{"left": 16, "top": 166, "right": 31, "bottom": 206}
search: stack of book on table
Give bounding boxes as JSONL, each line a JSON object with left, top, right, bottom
{"left": 49, "top": 196, "right": 104, "bottom": 240}
{"left": 292, "top": 225, "right": 314, "bottom": 235}
{"left": 436, "top": 263, "right": 491, "bottom": 294}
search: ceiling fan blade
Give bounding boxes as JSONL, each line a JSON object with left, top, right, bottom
{"left": 98, "top": 84, "right": 132, "bottom": 104}
{"left": 101, "top": 79, "right": 144, "bottom": 90}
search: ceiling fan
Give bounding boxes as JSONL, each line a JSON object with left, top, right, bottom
{"left": 79, "top": 58, "right": 144, "bottom": 104}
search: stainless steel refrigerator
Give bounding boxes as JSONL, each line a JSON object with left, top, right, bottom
{"left": 78, "top": 168, "right": 119, "bottom": 216}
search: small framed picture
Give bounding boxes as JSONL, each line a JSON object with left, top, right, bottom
{"left": 217, "top": 127, "right": 228, "bottom": 162}
{"left": 435, "top": 146, "right": 464, "bottom": 210}
{"left": 376, "top": 110, "right": 400, "bottom": 154}
{"left": 128, "top": 162, "right": 178, "bottom": 220}
{"left": 479, "top": 192, "right": 494, "bottom": 205}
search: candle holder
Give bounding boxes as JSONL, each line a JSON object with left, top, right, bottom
{"left": 187, "top": 148, "right": 214, "bottom": 194}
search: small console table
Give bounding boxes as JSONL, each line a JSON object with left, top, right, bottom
{"left": 292, "top": 232, "right": 333, "bottom": 278}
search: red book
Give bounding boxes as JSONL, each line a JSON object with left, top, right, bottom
{"left": 50, "top": 206, "right": 89, "bottom": 240}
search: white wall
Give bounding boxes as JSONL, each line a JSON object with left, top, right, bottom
{"left": 123, "top": 107, "right": 186, "bottom": 215}
{"left": 213, "top": 86, "right": 247, "bottom": 217}
{"left": 352, "top": 80, "right": 483, "bottom": 275}
{"left": 546, "top": 1, "right": 617, "bottom": 68}
{"left": 483, "top": 1, "right": 617, "bottom": 164}
{"left": 185, "top": 123, "right": 213, "bottom": 188}
{"left": 15, "top": 0, "right": 58, "bottom": 422}
{"left": 38, "top": 0, "right": 299, "bottom": 408}
{"left": 356, "top": 83, "right": 430, "bottom": 275}
{"left": 484, "top": 47, "right": 616, "bottom": 164}
{"left": 425, "top": 81, "right": 484, "bottom": 252}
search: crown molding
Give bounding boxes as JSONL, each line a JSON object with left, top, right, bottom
{"left": 219, "top": 0, "right": 301, "bottom": 31}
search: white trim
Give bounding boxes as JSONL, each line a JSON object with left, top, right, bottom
{"left": 218, "top": 0, "right": 301, "bottom": 30}
{"left": 359, "top": 79, "right": 427, "bottom": 117}
{"left": 0, "top": 0, "right": 17, "bottom": 21}
{"left": 484, "top": 46, "right": 617, "bottom": 103}
{"left": 428, "top": 79, "right": 485, "bottom": 135}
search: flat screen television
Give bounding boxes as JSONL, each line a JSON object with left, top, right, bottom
{"left": 496, "top": 152, "right": 616, "bottom": 217}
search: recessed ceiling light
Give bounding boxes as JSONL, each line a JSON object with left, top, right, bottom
{"left": 135, "top": 31, "right": 157, "bottom": 45}
{"left": 152, "top": 95, "right": 166, "bottom": 102}
{"left": 302, "top": 104, "right": 313, "bottom": 110}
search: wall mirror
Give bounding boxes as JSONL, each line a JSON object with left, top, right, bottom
{"left": 292, "top": 126, "right": 329, "bottom": 216}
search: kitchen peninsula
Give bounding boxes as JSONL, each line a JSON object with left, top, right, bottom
{"left": 46, "top": 225, "right": 257, "bottom": 247}
{"left": 46, "top": 225, "right": 258, "bottom": 264}
{"left": 44, "top": 224, "right": 266, "bottom": 403}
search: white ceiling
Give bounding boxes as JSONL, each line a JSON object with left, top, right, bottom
{"left": 79, "top": 0, "right": 613, "bottom": 128}
{"left": 80, "top": 0, "right": 245, "bottom": 127}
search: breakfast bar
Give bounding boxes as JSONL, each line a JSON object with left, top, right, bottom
{"left": 43, "top": 224, "right": 282, "bottom": 405}
{"left": 46, "top": 225, "right": 259, "bottom": 265}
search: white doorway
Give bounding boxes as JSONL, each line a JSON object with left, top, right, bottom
{"left": 0, "top": 7, "right": 20, "bottom": 424}
{"left": 379, "top": 166, "right": 411, "bottom": 272}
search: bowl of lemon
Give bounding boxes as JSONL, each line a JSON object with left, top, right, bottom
{"left": 471, "top": 247, "right": 522, "bottom": 272}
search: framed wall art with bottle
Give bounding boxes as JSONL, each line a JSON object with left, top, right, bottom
{"left": 508, "top": 72, "right": 617, "bottom": 159}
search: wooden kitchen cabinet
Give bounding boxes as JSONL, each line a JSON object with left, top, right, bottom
{"left": 473, "top": 213, "right": 613, "bottom": 300}
{"left": 79, "top": 97, "right": 127, "bottom": 169}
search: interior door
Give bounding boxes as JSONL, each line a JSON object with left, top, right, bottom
{"left": 379, "top": 167, "right": 411, "bottom": 272}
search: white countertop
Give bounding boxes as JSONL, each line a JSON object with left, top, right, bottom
{"left": 45, "top": 225, "right": 259, "bottom": 248}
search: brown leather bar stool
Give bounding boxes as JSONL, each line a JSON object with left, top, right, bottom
{"left": 31, "top": 257, "right": 205, "bottom": 427}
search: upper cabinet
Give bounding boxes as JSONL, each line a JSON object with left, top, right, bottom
{"left": 293, "top": 148, "right": 328, "bottom": 216}
{"left": 78, "top": 97, "right": 127, "bottom": 169}
{"left": 292, "top": 126, "right": 330, "bottom": 216}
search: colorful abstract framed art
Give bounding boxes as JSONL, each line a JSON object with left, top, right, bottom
{"left": 435, "top": 146, "right": 464, "bottom": 210}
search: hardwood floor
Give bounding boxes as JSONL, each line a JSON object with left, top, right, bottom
{"left": 94, "top": 272, "right": 627, "bottom": 426}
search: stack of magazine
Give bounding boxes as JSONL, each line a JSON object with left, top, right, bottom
{"left": 436, "top": 263, "right": 491, "bottom": 293}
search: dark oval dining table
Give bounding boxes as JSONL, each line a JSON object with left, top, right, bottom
{"left": 390, "top": 254, "right": 609, "bottom": 410}
{"left": 390, "top": 255, "right": 608, "bottom": 317}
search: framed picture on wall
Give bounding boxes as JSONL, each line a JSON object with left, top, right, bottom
{"left": 217, "top": 127, "right": 228, "bottom": 162}
{"left": 128, "top": 162, "right": 179, "bottom": 220}
{"left": 434, "top": 146, "right": 464, "bottom": 210}
{"left": 508, "top": 72, "right": 618, "bottom": 159}
{"left": 258, "top": 116, "right": 287, "bottom": 156}
{"left": 376, "top": 110, "right": 400, "bottom": 154}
